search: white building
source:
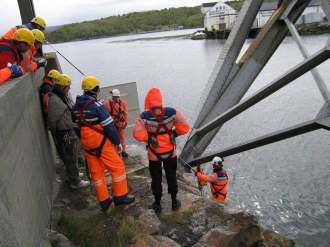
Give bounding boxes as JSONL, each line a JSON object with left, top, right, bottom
{"left": 202, "top": 0, "right": 326, "bottom": 33}
{"left": 202, "top": 1, "right": 238, "bottom": 32}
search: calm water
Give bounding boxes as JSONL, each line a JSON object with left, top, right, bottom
{"left": 45, "top": 30, "right": 330, "bottom": 246}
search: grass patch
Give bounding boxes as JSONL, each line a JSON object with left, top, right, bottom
{"left": 57, "top": 207, "right": 141, "bottom": 247}
{"left": 160, "top": 200, "right": 204, "bottom": 225}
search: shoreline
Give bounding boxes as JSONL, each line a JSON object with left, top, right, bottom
{"left": 47, "top": 24, "right": 330, "bottom": 45}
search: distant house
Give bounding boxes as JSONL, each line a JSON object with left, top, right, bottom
{"left": 202, "top": 1, "right": 238, "bottom": 32}
{"left": 202, "top": 0, "right": 326, "bottom": 34}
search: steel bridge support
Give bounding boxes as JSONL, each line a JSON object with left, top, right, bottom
{"left": 180, "top": 0, "right": 330, "bottom": 166}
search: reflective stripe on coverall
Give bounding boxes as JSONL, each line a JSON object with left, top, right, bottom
{"left": 73, "top": 94, "right": 128, "bottom": 202}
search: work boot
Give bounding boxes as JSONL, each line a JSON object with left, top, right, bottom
{"left": 70, "top": 179, "right": 90, "bottom": 189}
{"left": 150, "top": 202, "right": 162, "bottom": 214}
{"left": 121, "top": 151, "right": 128, "bottom": 158}
{"left": 114, "top": 194, "right": 135, "bottom": 206}
{"left": 172, "top": 199, "right": 181, "bottom": 211}
{"left": 100, "top": 198, "right": 113, "bottom": 212}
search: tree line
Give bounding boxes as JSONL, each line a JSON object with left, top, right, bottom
{"left": 47, "top": 6, "right": 203, "bottom": 43}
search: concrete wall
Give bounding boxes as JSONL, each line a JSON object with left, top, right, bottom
{"left": 0, "top": 69, "right": 55, "bottom": 247}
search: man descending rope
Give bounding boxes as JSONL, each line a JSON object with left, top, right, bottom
{"left": 72, "top": 76, "right": 135, "bottom": 212}
{"left": 196, "top": 156, "right": 229, "bottom": 203}
{"left": 104, "top": 88, "right": 129, "bottom": 157}
{"left": 133, "top": 87, "right": 190, "bottom": 214}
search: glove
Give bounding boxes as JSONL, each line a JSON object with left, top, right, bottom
{"left": 116, "top": 144, "right": 123, "bottom": 154}
{"left": 36, "top": 58, "right": 47, "bottom": 68}
{"left": 8, "top": 64, "right": 23, "bottom": 78}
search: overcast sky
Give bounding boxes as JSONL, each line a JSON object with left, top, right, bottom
{"left": 1, "top": 0, "right": 208, "bottom": 32}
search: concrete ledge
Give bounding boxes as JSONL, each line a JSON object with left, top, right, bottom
{"left": 0, "top": 70, "right": 55, "bottom": 247}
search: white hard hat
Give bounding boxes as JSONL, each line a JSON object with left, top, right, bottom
{"left": 212, "top": 156, "right": 224, "bottom": 164}
{"left": 111, "top": 89, "right": 120, "bottom": 97}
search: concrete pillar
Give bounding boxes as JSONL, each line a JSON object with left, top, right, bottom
{"left": 17, "top": 0, "right": 35, "bottom": 24}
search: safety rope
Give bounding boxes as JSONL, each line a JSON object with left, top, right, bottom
{"left": 178, "top": 157, "right": 206, "bottom": 196}
{"left": 46, "top": 41, "right": 86, "bottom": 76}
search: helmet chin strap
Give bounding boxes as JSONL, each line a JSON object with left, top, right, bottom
{"left": 85, "top": 90, "right": 98, "bottom": 99}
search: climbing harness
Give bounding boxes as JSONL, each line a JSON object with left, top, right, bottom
{"left": 145, "top": 114, "right": 177, "bottom": 161}
{"left": 107, "top": 99, "right": 127, "bottom": 128}
{"left": 76, "top": 99, "right": 107, "bottom": 157}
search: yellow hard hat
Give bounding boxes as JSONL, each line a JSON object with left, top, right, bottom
{"left": 14, "top": 28, "right": 35, "bottom": 46}
{"left": 47, "top": 69, "right": 60, "bottom": 80}
{"left": 56, "top": 74, "right": 72, "bottom": 87}
{"left": 82, "top": 76, "right": 100, "bottom": 91}
{"left": 32, "top": 29, "right": 45, "bottom": 44}
{"left": 31, "top": 17, "right": 46, "bottom": 30}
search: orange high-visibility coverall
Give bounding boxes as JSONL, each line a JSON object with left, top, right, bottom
{"left": 3, "top": 27, "right": 37, "bottom": 72}
{"left": 197, "top": 170, "right": 229, "bottom": 203}
{"left": 73, "top": 94, "right": 128, "bottom": 204}
{"left": 132, "top": 87, "right": 190, "bottom": 161}
{"left": 20, "top": 47, "right": 37, "bottom": 72}
{"left": 0, "top": 38, "right": 23, "bottom": 85}
{"left": 39, "top": 78, "right": 53, "bottom": 114}
{"left": 2, "top": 27, "right": 18, "bottom": 40}
{"left": 104, "top": 99, "right": 128, "bottom": 152}
{"left": 80, "top": 125, "right": 128, "bottom": 201}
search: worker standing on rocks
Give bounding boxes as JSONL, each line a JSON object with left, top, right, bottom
{"left": 48, "top": 73, "right": 90, "bottom": 190}
{"left": 40, "top": 69, "right": 61, "bottom": 116}
{"left": 133, "top": 87, "right": 190, "bottom": 213}
{"left": 196, "top": 156, "right": 229, "bottom": 203}
{"left": 0, "top": 28, "right": 35, "bottom": 85}
{"left": 104, "top": 88, "right": 129, "bottom": 157}
{"left": 72, "top": 76, "right": 135, "bottom": 212}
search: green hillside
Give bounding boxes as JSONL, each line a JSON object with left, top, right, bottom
{"left": 47, "top": 6, "right": 203, "bottom": 43}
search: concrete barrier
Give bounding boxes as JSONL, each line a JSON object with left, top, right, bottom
{"left": 0, "top": 69, "right": 55, "bottom": 247}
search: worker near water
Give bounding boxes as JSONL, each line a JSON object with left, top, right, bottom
{"left": 72, "top": 76, "right": 135, "bottom": 212}
{"left": 196, "top": 156, "right": 229, "bottom": 203}
{"left": 40, "top": 69, "right": 61, "bottom": 116}
{"left": 31, "top": 29, "right": 47, "bottom": 62}
{"left": 47, "top": 73, "right": 90, "bottom": 190}
{"left": 133, "top": 87, "right": 190, "bottom": 213}
{"left": 3, "top": 17, "right": 46, "bottom": 57}
{"left": 103, "top": 88, "right": 129, "bottom": 157}
{"left": 21, "top": 29, "right": 47, "bottom": 73}
{"left": 3, "top": 17, "right": 46, "bottom": 39}
{"left": 0, "top": 28, "right": 35, "bottom": 85}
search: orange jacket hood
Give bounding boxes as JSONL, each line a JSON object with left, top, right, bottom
{"left": 144, "top": 87, "right": 163, "bottom": 110}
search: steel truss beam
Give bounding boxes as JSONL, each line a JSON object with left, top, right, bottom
{"left": 284, "top": 18, "right": 330, "bottom": 101}
{"left": 189, "top": 103, "right": 330, "bottom": 166}
{"left": 189, "top": 45, "right": 330, "bottom": 139}
{"left": 180, "top": 0, "right": 312, "bottom": 164}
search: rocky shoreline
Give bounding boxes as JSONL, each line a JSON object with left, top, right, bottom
{"left": 45, "top": 146, "right": 297, "bottom": 247}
